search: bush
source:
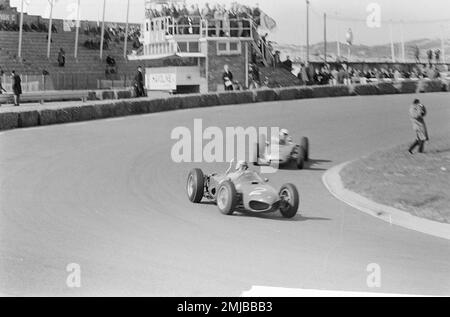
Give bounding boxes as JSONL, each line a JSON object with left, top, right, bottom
{"left": 234, "top": 91, "right": 254, "bottom": 104}
{"left": 311, "top": 85, "right": 350, "bottom": 98}
{"left": 200, "top": 93, "right": 220, "bottom": 107}
{"left": 180, "top": 95, "right": 202, "bottom": 109}
{"left": 217, "top": 92, "right": 238, "bottom": 105}
{"left": 400, "top": 81, "right": 418, "bottom": 94}
{"left": 296, "top": 87, "right": 314, "bottom": 99}
{"left": 0, "top": 112, "right": 19, "bottom": 130}
{"left": 353, "top": 84, "right": 379, "bottom": 95}
{"left": 254, "top": 89, "right": 277, "bottom": 102}
{"left": 148, "top": 98, "right": 168, "bottom": 113}
{"left": 18, "top": 111, "right": 39, "bottom": 128}
{"left": 377, "top": 82, "right": 398, "bottom": 94}
{"left": 422, "top": 80, "right": 444, "bottom": 93}
{"left": 275, "top": 87, "right": 298, "bottom": 101}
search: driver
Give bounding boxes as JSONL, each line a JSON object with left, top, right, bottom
{"left": 235, "top": 160, "right": 249, "bottom": 172}
{"left": 227, "top": 160, "right": 249, "bottom": 181}
{"left": 278, "top": 129, "right": 290, "bottom": 145}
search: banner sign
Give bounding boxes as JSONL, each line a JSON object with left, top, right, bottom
{"left": 0, "top": 12, "right": 16, "bottom": 22}
{"left": 146, "top": 72, "right": 176, "bottom": 91}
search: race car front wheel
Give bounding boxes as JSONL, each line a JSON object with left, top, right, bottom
{"left": 187, "top": 169, "right": 204, "bottom": 203}
{"left": 217, "top": 181, "right": 237, "bottom": 215}
{"left": 279, "top": 184, "right": 299, "bottom": 219}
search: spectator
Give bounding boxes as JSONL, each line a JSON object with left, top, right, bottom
{"left": 282, "top": 56, "right": 293, "bottom": 72}
{"left": 253, "top": 3, "right": 261, "bottom": 26}
{"left": 427, "top": 49, "right": 433, "bottom": 65}
{"left": 134, "top": 66, "right": 145, "bottom": 97}
{"left": 330, "top": 67, "right": 338, "bottom": 85}
{"left": 414, "top": 45, "right": 420, "bottom": 63}
{"left": 435, "top": 49, "right": 441, "bottom": 63}
{"left": 106, "top": 55, "right": 116, "bottom": 67}
{"left": 223, "top": 64, "right": 234, "bottom": 91}
{"left": 249, "top": 63, "right": 260, "bottom": 89}
{"left": 11, "top": 70, "right": 22, "bottom": 107}
{"left": 57, "top": 48, "right": 66, "bottom": 67}
{"left": 0, "top": 69, "right": 6, "bottom": 95}
{"left": 393, "top": 69, "right": 402, "bottom": 82}
{"left": 313, "top": 68, "right": 323, "bottom": 85}
{"left": 408, "top": 99, "right": 429, "bottom": 154}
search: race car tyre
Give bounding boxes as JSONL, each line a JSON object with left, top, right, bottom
{"left": 279, "top": 183, "right": 299, "bottom": 218}
{"left": 187, "top": 168, "right": 204, "bottom": 203}
{"left": 217, "top": 181, "right": 237, "bottom": 215}
{"left": 296, "top": 149, "right": 305, "bottom": 170}
{"left": 300, "top": 137, "right": 309, "bottom": 161}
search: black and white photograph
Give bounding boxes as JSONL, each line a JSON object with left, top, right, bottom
{"left": 0, "top": 0, "right": 449, "bottom": 301}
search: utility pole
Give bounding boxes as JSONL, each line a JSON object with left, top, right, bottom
{"left": 306, "top": 0, "right": 310, "bottom": 63}
{"left": 324, "top": 13, "right": 327, "bottom": 64}
{"left": 99, "top": 0, "right": 106, "bottom": 60}
{"left": 400, "top": 21, "right": 405, "bottom": 62}
{"left": 74, "top": 0, "right": 81, "bottom": 60}
{"left": 18, "top": 0, "right": 24, "bottom": 60}
{"left": 390, "top": 22, "right": 395, "bottom": 63}
{"left": 441, "top": 24, "right": 446, "bottom": 63}
{"left": 124, "top": 0, "right": 130, "bottom": 60}
{"left": 47, "top": 0, "right": 54, "bottom": 59}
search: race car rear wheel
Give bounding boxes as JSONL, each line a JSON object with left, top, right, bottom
{"left": 279, "top": 183, "right": 299, "bottom": 219}
{"left": 187, "top": 169, "right": 204, "bottom": 203}
{"left": 296, "top": 148, "right": 305, "bottom": 170}
{"left": 217, "top": 181, "right": 237, "bottom": 215}
{"left": 300, "top": 137, "right": 309, "bottom": 161}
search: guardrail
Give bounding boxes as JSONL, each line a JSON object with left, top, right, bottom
{"left": 0, "top": 79, "right": 448, "bottom": 131}
{"left": 1, "top": 72, "right": 136, "bottom": 92}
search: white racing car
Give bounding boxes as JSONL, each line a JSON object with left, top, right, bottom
{"left": 253, "top": 129, "right": 310, "bottom": 169}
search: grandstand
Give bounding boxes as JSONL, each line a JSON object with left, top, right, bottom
{"left": 0, "top": 31, "right": 140, "bottom": 75}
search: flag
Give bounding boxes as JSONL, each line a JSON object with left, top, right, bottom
{"left": 260, "top": 11, "right": 277, "bottom": 31}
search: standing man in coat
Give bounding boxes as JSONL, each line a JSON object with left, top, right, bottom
{"left": 134, "top": 66, "right": 145, "bottom": 97}
{"left": 11, "top": 70, "right": 22, "bottom": 107}
{"left": 223, "top": 64, "right": 234, "bottom": 91}
{"left": 408, "top": 99, "right": 429, "bottom": 154}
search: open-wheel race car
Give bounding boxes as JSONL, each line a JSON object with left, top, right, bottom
{"left": 186, "top": 161, "right": 300, "bottom": 218}
{"left": 253, "top": 129, "right": 310, "bottom": 169}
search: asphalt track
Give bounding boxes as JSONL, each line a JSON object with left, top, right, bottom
{"left": 0, "top": 93, "right": 449, "bottom": 296}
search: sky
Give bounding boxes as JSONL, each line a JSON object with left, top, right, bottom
{"left": 9, "top": 0, "right": 450, "bottom": 46}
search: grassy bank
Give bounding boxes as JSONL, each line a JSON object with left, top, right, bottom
{"left": 341, "top": 136, "right": 450, "bottom": 224}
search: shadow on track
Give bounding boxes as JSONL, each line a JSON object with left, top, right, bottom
{"left": 282, "top": 158, "right": 332, "bottom": 171}
{"left": 234, "top": 212, "right": 332, "bottom": 222}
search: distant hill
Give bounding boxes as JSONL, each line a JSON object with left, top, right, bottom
{"left": 275, "top": 38, "right": 449, "bottom": 63}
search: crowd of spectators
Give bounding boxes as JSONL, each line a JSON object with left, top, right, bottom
{"left": 0, "top": 20, "right": 57, "bottom": 33}
{"left": 146, "top": 2, "right": 261, "bottom": 37}
{"left": 83, "top": 24, "right": 141, "bottom": 51}
{"left": 295, "top": 62, "right": 447, "bottom": 86}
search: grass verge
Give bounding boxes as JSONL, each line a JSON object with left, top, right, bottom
{"left": 340, "top": 136, "right": 450, "bottom": 224}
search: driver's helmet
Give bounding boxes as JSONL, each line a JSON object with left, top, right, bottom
{"left": 235, "top": 160, "right": 249, "bottom": 171}
{"left": 279, "top": 129, "right": 289, "bottom": 142}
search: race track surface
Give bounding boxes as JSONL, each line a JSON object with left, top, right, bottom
{"left": 1, "top": 93, "right": 449, "bottom": 296}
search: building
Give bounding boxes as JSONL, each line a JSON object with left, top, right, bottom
{"left": 129, "top": 0, "right": 270, "bottom": 94}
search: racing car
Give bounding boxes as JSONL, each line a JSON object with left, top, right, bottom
{"left": 186, "top": 161, "right": 299, "bottom": 218}
{"left": 253, "top": 129, "right": 310, "bottom": 169}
